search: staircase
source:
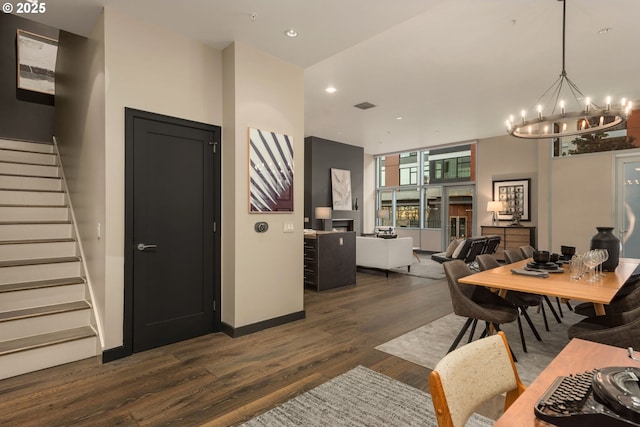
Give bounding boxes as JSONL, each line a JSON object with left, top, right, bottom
{"left": 0, "top": 138, "right": 97, "bottom": 379}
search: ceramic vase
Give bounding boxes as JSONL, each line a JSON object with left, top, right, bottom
{"left": 589, "top": 226, "right": 620, "bottom": 272}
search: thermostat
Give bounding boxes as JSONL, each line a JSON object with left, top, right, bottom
{"left": 255, "top": 222, "right": 269, "bottom": 233}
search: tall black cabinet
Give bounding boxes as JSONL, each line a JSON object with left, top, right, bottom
{"left": 304, "top": 231, "right": 356, "bottom": 291}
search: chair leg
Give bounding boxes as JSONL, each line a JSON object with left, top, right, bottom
{"left": 448, "top": 318, "right": 474, "bottom": 353}
{"left": 521, "top": 307, "right": 542, "bottom": 341}
{"left": 544, "top": 296, "right": 562, "bottom": 323}
{"left": 565, "top": 300, "right": 573, "bottom": 311}
{"left": 467, "top": 318, "right": 479, "bottom": 343}
{"left": 541, "top": 302, "right": 550, "bottom": 332}
{"left": 515, "top": 310, "right": 527, "bottom": 353}
{"left": 492, "top": 323, "right": 517, "bottom": 362}
{"left": 556, "top": 297, "right": 564, "bottom": 318}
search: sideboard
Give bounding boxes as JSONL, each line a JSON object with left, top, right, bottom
{"left": 481, "top": 225, "right": 536, "bottom": 262}
{"left": 304, "top": 231, "right": 356, "bottom": 291}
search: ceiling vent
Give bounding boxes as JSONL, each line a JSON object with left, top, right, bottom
{"left": 354, "top": 102, "right": 376, "bottom": 110}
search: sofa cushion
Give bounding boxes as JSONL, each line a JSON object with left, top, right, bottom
{"left": 452, "top": 239, "right": 467, "bottom": 258}
{"left": 444, "top": 239, "right": 461, "bottom": 258}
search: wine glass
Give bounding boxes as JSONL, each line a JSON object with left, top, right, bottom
{"left": 582, "top": 251, "right": 598, "bottom": 283}
{"left": 599, "top": 249, "right": 609, "bottom": 277}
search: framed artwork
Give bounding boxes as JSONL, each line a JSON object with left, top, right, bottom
{"left": 16, "top": 29, "right": 58, "bottom": 95}
{"left": 248, "top": 127, "right": 294, "bottom": 212}
{"left": 331, "top": 168, "right": 352, "bottom": 210}
{"left": 492, "top": 178, "right": 531, "bottom": 221}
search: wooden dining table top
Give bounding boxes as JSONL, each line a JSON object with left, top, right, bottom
{"left": 459, "top": 257, "right": 640, "bottom": 305}
{"left": 494, "top": 338, "right": 640, "bottom": 426}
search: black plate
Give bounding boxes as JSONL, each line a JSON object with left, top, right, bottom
{"left": 526, "top": 262, "right": 563, "bottom": 271}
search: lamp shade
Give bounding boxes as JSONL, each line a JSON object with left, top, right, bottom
{"left": 377, "top": 209, "right": 390, "bottom": 219}
{"left": 487, "top": 201, "right": 503, "bottom": 213}
{"left": 315, "top": 206, "right": 332, "bottom": 220}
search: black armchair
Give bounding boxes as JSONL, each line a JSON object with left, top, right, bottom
{"left": 568, "top": 305, "right": 640, "bottom": 349}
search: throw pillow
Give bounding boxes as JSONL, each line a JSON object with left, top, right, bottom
{"left": 444, "top": 239, "right": 460, "bottom": 258}
{"left": 451, "top": 239, "right": 467, "bottom": 258}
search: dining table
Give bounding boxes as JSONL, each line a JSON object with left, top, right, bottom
{"left": 459, "top": 257, "right": 640, "bottom": 316}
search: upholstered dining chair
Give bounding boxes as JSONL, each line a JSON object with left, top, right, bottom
{"left": 429, "top": 331, "right": 526, "bottom": 427}
{"left": 568, "top": 305, "right": 640, "bottom": 349}
{"left": 476, "top": 254, "right": 544, "bottom": 352}
{"left": 573, "top": 268, "right": 640, "bottom": 317}
{"left": 519, "top": 245, "right": 535, "bottom": 259}
{"left": 442, "top": 260, "right": 519, "bottom": 355}
{"left": 504, "top": 248, "right": 562, "bottom": 325}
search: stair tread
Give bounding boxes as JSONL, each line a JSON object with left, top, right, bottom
{"left": 0, "top": 238, "right": 75, "bottom": 245}
{"left": 0, "top": 220, "right": 71, "bottom": 225}
{"left": 0, "top": 256, "right": 80, "bottom": 268}
{"left": 0, "top": 300, "right": 90, "bottom": 323}
{"left": 0, "top": 160, "right": 57, "bottom": 168}
{"left": 0, "top": 204, "right": 68, "bottom": 208}
{"left": 0, "top": 277, "right": 85, "bottom": 293}
{"left": 0, "top": 173, "right": 60, "bottom": 180}
{"left": 0, "top": 147, "right": 55, "bottom": 156}
{"left": 0, "top": 326, "right": 94, "bottom": 356}
{"left": 0, "top": 188, "right": 64, "bottom": 193}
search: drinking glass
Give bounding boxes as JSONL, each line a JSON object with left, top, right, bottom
{"left": 583, "top": 251, "right": 598, "bottom": 283}
{"left": 569, "top": 255, "right": 585, "bottom": 280}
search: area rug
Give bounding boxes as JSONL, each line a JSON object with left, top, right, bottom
{"left": 376, "top": 304, "right": 585, "bottom": 385}
{"left": 241, "top": 365, "right": 493, "bottom": 427}
{"left": 389, "top": 254, "right": 446, "bottom": 280}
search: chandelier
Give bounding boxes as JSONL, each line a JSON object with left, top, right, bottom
{"left": 505, "top": 0, "right": 632, "bottom": 139}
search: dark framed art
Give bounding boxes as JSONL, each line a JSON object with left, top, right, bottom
{"left": 248, "top": 127, "right": 294, "bottom": 212}
{"left": 492, "top": 178, "right": 531, "bottom": 221}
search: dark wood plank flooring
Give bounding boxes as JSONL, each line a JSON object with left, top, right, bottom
{"left": 0, "top": 271, "right": 454, "bottom": 426}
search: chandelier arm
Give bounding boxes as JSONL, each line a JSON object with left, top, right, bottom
{"left": 550, "top": 77, "right": 565, "bottom": 115}
{"left": 564, "top": 75, "right": 587, "bottom": 109}
{"left": 530, "top": 75, "right": 563, "bottom": 114}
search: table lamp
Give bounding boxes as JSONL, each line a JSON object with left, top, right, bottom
{"left": 315, "top": 206, "right": 332, "bottom": 231}
{"left": 487, "top": 201, "right": 503, "bottom": 226}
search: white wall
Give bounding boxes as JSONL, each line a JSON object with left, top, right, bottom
{"left": 363, "top": 153, "right": 376, "bottom": 233}
{"left": 54, "top": 14, "right": 106, "bottom": 345}
{"left": 222, "top": 42, "right": 304, "bottom": 328}
{"left": 102, "top": 7, "right": 223, "bottom": 348}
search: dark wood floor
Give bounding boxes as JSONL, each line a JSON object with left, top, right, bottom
{"left": 0, "top": 270, "right": 454, "bottom": 427}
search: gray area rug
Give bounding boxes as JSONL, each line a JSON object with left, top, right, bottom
{"left": 376, "top": 303, "right": 585, "bottom": 385}
{"left": 389, "top": 254, "right": 446, "bottom": 280}
{"left": 241, "top": 365, "right": 493, "bottom": 427}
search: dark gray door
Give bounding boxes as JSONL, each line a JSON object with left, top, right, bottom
{"left": 124, "top": 108, "right": 221, "bottom": 354}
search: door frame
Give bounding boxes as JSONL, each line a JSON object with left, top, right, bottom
{"left": 106, "top": 108, "right": 221, "bottom": 362}
{"left": 615, "top": 152, "right": 640, "bottom": 257}
{"left": 442, "top": 184, "right": 476, "bottom": 248}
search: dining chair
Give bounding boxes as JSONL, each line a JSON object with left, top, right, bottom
{"left": 442, "top": 260, "right": 519, "bottom": 356}
{"left": 573, "top": 268, "right": 640, "bottom": 317}
{"left": 519, "top": 245, "right": 535, "bottom": 259}
{"left": 568, "top": 305, "right": 640, "bottom": 349}
{"left": 429, "top": 331, "right": 526, "bottom": 427}
{"left": 476, "top": 254, "right": 544, "bottom": 352}
{"left": 504, "top": 248, "right": 562, "bottom": 325}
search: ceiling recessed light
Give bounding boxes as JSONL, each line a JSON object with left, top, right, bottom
{"left": 396, "top": 117, "right": 403, "bottom": 120}
{"left": 284, "top": 28, "right": 298, "bottom": 38}
{"left": 325, "top": 86, "right": 337, "bottom": 94}
{"left": 598, "top": 27, "right": 613, "bottom": 35}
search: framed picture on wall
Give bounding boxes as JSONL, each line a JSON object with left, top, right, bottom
{"left": 492, "top": 178, "right": 531, "bottom": 221}
{"left": 16, "top": 29, "right": 58, "bottom": 95}
{"left": 248, "top": 127, "right": 294, "bottom": 212}
{"left": 331, "top": 168, "right": 352, "bottom": 210}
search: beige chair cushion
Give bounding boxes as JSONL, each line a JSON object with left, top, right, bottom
{"left": 445, "top": 239, "right": 461, "bottom": 258}
{"left": 451, "top": 239, "right": 467, "bottom": 258}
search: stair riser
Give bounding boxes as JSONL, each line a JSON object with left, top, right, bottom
{"left": 0, "top": 190, "right": 65, "bottom": 206}
{"left": 0, "top": 206, "right": 69, "bottom": 222}
{"left": 0, "top": 139, "right": 53, "bottom": 154}
{"left": 0, "top": 261, "right": 81, "bottom": 285}
{"left": 0, "top": 336, "right": 96, "bottom": 380}
{"left": 0, "top": 223, "right": 73, "bottom": 240}
{"left": 0, "top": 283, "right": 85, "bottom": 312}
{"left": 0, "top": 308, "right": 91, "bottom": 341}
{"left": 0, "top": 150, "right": 56, "bottom": 166}
{"left": 0, "top": 241, "right": 76, "bottom": 261}
{"left": 0, "top": 162, "right": 59, "bottom": 178}
{"left": 0, "top": 175, "right": 61, "bottom": 191}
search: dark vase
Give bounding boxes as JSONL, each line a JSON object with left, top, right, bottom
{"left": 589, "top": 226, "right": 620, "bottom": 272}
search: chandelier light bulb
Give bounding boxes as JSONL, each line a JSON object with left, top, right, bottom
{"left": 544, "top": 125, "right": 549, "bottom": 134}
{"left": 520, "top": 110, "right": 526, "bottom": 124}
{"left": 606, "top": 96, "right": 611, "bottom": 111}
{"left": 600, "top": 116, "right": 604, "bottom": 126}
{"left": 537, "top": 105, "right": 543, "bottom": 119}
{"left": 562, "top": 123, "right": 567, "bottom": 132}
{"left": 560, "top": 100, "right": 565, "bottom": 115}
{"left": 585, "top": 97, "right": 591, "bottom": 112}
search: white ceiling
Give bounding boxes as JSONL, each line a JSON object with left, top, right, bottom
{"left": 26, "top": 0, "right": 640, "bottom": 154}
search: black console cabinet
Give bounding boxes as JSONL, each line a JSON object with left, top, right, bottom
{"left": 304, "top": 231, "right": 356, "bottom": 291}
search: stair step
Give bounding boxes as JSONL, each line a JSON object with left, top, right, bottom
{"left": 0, "top": 326, "right": 95, "bottom": 356}
{"left": 0, "top": 300, "right": 90, "bottom": 323}
{"left": 0, "top": 239, "right": 76, "bottom": 261}
{"left": 0, "top": 174, "right": 62, "bottom": 191}
{"left": 0, "top": 138, "right": 53, "bottom": 154}
{"left": 0, "top": 206, "right": 69, "bottom": 221}
{"left": 0, "top": 256, "right": 80, "bottom": 268}
{"left": 0, "top": 222, "right": 72, "bottom": 240}
{"left": 0, "top": 189, "right": 65, "bottom": 206}
{"left": 0, "top": 161, "right": 59, "bottom": 178}
{"left": 0, "top": 277, "right": 85, "bottom": 293}
{"left": 0, "top": 258, "right": 81, "bottom": 285}
{"left": 0, "top": 279, "right": 85, "bottom": 312}
{"left": 0, "top": 148, "right": 56, "bottom": 166}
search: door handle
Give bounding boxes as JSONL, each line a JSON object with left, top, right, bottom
{"left": 137, "top": 243, "right": 158, "bottom": 251}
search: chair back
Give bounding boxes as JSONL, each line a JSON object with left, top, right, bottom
{"left": 504, "top": 248, "right": 524, "bottom": 264}
{"left": 443, "top": 260, "right": 479, "bottom": 316}
{"left": 482, "top": 235, "right": 501, "bottom": 254}
{"left": 519, "top": 245, "right": 535, "bottom": 259}
{"left": 463, "top": 239, "right": 486, "bottom": 264}
{"left": 476, "top": 254, "right": 500, "bottom": 271}
{"left": 429, "top": 332, "right": 526, "bottom": 427}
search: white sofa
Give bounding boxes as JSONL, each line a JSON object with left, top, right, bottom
{"left": 356, "top": 236, "right": 414, "bottom": 276}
